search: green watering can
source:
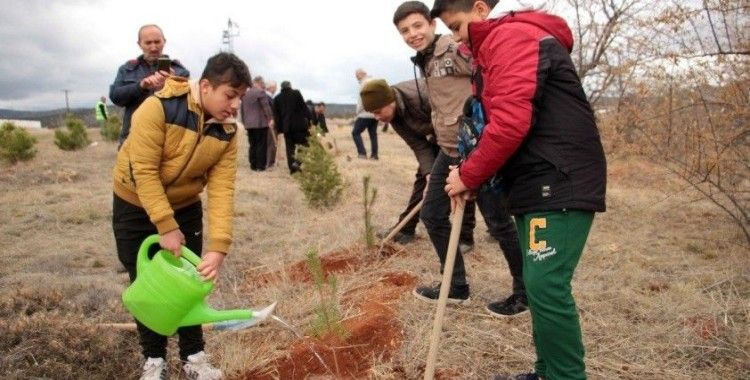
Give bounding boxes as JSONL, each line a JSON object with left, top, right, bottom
{"left": 122, "top": 234, "right": 276, "bottom": 336}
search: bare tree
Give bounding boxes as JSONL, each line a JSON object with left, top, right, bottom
{"left": 616, "top": 0, "right": 749, "bottom": 244}
{"left": 552, "top": 0, "right": 748, "bottom": 243}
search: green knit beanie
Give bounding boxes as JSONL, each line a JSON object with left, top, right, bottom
{"left": 360, "top": 79, "right": 396, "bottom": 112}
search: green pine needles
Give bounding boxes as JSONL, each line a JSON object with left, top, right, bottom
{"left": 305, "top": 249, "right": 348, "bottom": 339}
{"left": 362, "top": 175, "right": 378, "bottom": 248}
{"left": 293, "top": 129, "right": 344, "bottom": 208}
{"left": 0, "top": 122, "right": 37, "bottom": 164}
{"left": 54, "top": 115, "right": 90, "bottom": 151}
{"left": 100, "top": 115, "right": 122, "bottom": 142}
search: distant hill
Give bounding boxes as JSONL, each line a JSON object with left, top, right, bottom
{"left": 319, "top": 103, "right": 355, "bottom": 119}
{"left": 0, "top": 107, "right": 122, "bottom": 129}
{"left": 0, "top": 103, "right": 355, "bottom": 127}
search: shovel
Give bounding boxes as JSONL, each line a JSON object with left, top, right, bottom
{"left": 378, "top": 199, "right": 424, "bottom": 255}
{"left": 423, "top": 199, "right": 465, "bottom": 380}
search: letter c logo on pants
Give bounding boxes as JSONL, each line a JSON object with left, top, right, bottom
{"left": 529, "top": 217, "right": 547, "bottom": 251}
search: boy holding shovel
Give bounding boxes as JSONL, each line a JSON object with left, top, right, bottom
{"left": 435, "top": 0, "right": 607, "bottom": 378}
{"left": 393, "top": 1, "right": 526, "bottom": 316}
{"left": 361, "top": 78, "right": 437, "bottom": 245}
{"left": 112, "top": 52, "right": 251, "bottom": 380}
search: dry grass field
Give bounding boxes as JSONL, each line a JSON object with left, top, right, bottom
{"left": 0, "top": 120, "right": 747, "bottom": 379}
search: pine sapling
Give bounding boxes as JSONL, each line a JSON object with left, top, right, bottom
{"left": 305, "top": 249, "right": 348, "bottom": 339}
{"left": 362, "top": 175, "right": 378, "bottom": 248}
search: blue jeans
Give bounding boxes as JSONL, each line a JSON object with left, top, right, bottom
{"left": 351, "top": 117, "right": 378, "bottom": 158}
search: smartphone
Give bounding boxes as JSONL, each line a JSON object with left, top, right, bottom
{"left": 156, "top": 56, "right": 171, "bottom": 72}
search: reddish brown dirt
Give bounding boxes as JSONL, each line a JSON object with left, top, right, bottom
{"left": 236, "top": 271, "right": 416, "bottom": 379}
{"left": 244, "top": 244, "right": 403, "bottom": 289}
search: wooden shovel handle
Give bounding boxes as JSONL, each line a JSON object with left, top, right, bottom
{"left": 381, "top": 199, "right": 424, "bottom": 244}
{"left": 424, "top": 200, "right": 465, "bottom": 380}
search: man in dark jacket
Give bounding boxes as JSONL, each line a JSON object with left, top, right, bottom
{"left": 272, "top": 81, "right": 311, "bottom": 174}
{"left": 241, "top": 76, "right": 274, "bottom": 171}
{"left": 435, "top": 1, "right": 607, "bottom": 379}
{"left": 109, "top": 24, "right": 190, "bottom": 147}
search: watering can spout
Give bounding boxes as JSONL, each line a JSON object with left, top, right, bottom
{"left": 181, "top": 302, "right": 254, "bottom": 327}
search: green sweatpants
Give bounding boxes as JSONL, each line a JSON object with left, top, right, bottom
{"left": 516, "top": 209, "right": 594, "bottom": 380}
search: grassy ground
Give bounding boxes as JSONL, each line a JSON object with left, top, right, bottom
{"left": 0, "top": 121, "right": 747, "bottom": 379}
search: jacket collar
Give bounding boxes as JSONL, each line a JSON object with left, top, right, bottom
{"left": 410, "top": 34, "right": 440, "bottom": 68}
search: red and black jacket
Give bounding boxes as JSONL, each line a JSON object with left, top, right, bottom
{"left": 462, "top": 11, "right": 606, "bottom": 214}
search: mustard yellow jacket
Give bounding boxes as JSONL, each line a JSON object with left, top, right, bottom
{"left": 113, "top": 77, "right": 238, "bottom": 253}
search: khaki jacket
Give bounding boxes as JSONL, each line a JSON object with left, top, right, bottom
{"left": 418, "top": 35, "right": 473, "bottom": 157}
{"left": 112, "top": 77, "right": 238, "bottom": 253}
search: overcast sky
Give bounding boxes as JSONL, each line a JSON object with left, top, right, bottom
{"left": 0, "top": 0, "right": 460, "bottom": 111}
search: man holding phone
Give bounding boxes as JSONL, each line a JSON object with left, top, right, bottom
{"left": 109, "top": 24, "right": 189, "bottom": 146}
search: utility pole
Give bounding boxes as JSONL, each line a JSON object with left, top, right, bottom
{"left": 221, "top": 18, "right": 240, "bottom": 53}
{"left": 62, "top": 89, "right": 71, "bottom": 114}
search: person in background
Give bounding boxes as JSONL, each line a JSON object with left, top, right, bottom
{"left": 265, "top": 80, "right": 279, "bottom": 169}
{"left": 314, "top": 102, "right": 328, "bottom": 134}
{"left": 352, "top": 68, "right": 379, "bottom": 160}
{"left": 435, "top": 0, "right": 607, "bottom": 378}
{"left": 109, "top": 24, "right": 189, "bottom": 147}
{"left": 273, "top": 80, "right": 311, "bottom": 174}
{"left": 306, "top": 99, "right": 319, "bottom": 127}
{"left": 112, "top": 52, "right": 251, "bottom": 380}
{"left": 95, "top": 96, "right": 109, "bottom": 127}
{"left": 241, "top": 76, "right": 274, "bottom": 171}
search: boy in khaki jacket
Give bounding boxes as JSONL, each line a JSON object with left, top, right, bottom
{"left": 393, "top": 1, "right": 526, "bottom": 317}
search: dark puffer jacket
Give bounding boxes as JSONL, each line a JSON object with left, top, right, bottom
{"left": 461, "top": 11, "right": 606, "bottom": 214}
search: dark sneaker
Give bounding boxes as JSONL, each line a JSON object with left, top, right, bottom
{"left": 357, "top": 154, "right": 367, "bottom": 159}
{"left": 486, "top": 293, "right": 529, "bottom": 317}
{"left": 492, "top": 373, "right": 539, "bottom": 380}
{"left": 370, "top": 155, "right": 379, "bottom": 160}
{"left": 458, "top": 242, "right": 474, "bottom": 255}
{"left": 412, "top": 283, "right": 470, "bottom": 304}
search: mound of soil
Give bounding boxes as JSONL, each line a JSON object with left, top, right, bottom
{"left": 237, "top": 271, "right": 416, "bottom": 379}
{"left": 244, "top": 244, "right": 403, "bottom": 289}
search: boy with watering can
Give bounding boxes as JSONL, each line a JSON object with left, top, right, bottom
{"left": 112, "top": 52, "right": 251, "bottom": 380}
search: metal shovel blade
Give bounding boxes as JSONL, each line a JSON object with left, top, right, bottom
{"left": 210, "top": 302, "right": 277, "bottom": 331}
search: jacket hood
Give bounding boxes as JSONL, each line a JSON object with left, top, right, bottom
{"left": 156, "top": 76, "right": 192, "bottom": 98}
{"left": 469, "top": 10, "right": 573, "bottom": 56}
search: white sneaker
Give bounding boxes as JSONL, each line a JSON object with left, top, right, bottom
{"left": 183, "top": 351, "right": 223, "bottom": 380}
{"left": 139, "top": 357, "right": 167, "bottom": 380}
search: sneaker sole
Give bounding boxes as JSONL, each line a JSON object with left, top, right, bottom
{"left": 485, "top": 305, "right": 530, "bottom": 318}
{"left": 412, "top": 288, "right": 470, "bottom": 305}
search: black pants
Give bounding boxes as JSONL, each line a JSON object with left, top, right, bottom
{"left": 247, "top": 127, "right": 269, "bottom": 171}
{"left": 284, "top": 131, "right": 309, "bottom": 174}
{"left": 394, "top": 143, "right": 440, "bottom": 235}
{"left": 112, "top": 195, "right": 205, "bottom": 360}
{"left": 475, "top": 188, "right": 525, "bottom": 296}
{"left": 420, "top": 151, "right": 477, "bottom": 286}
{"left": 420, "top": 151, "right": 523, "bottom": 293}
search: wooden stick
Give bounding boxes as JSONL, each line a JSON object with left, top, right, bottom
{"left": 378, "top": 199, "right": 424, "bottom": 254}
{"left": 424, "top": 200, "right": 465, "bottom": 380}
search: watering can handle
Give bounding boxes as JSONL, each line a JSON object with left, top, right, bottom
{"left": 179, "top": 245, "right": 203, "bottom": 267}
{"left": 138, "top": 234, "right": 204, "bottom": 271}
